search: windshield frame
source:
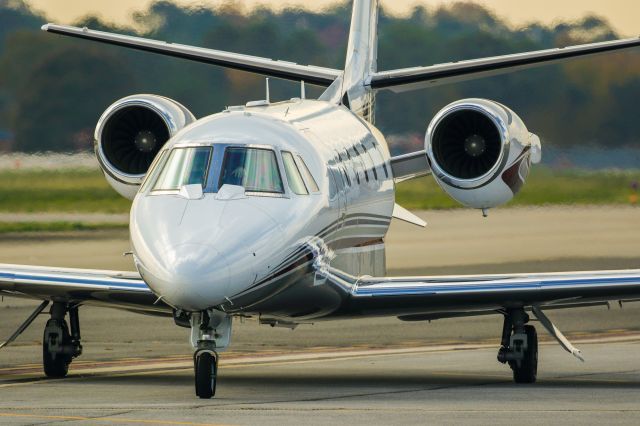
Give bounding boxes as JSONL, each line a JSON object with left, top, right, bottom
{"left": 145, "top": 142, "right": 301, "bottom": 198}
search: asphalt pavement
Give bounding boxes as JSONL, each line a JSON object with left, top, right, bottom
{"left": 0, "top": 206, "right": 639, "bottom": 425}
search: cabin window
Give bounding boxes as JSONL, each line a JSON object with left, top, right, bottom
{"left": 219, "top": 147, "right": 284, "bottom": 194}
{"left": 362, "top": 144, "right": 378, "bottom": 180}
{"left": 356, "top": 145, "right": 373, "bottom": 182}
{"left": 282, "top": 151, "right": 308, "bottom": 195}
{"left": 295, "top": 155, "right": 320, "bottom": 192}
{"left": 341, "top": 150, "right": 358, "bottom": 186}
{"left": 342, "top": 168, "right": 351, "bottom": 186}
{"left": 348, "top": 147, "right": 362, "bottom": 184}
{"left": 152, "top": 146, "right": 212, "bottom": 191}
{"left": 336, "top": 153, "right": 352, "bottom": 187}
{"left": 368, "top": 143, "right": 388, "bottom": 179}
{"left": 353, "top": 146, "right": 368, "bottom": 182}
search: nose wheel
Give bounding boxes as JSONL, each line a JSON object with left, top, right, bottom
{"left": 194, "top": 350, "right": 218, "bottom": 399}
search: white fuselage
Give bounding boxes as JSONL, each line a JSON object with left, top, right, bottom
{"left": 130, "top": 99, "right": 395, "bottom": 313}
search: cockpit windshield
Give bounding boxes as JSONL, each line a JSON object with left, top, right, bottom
{"left": 219, "top": 147, "right": 284, "bottom": 193}
{"left": 152, "top": 146, "right": 212, "bottom": 191}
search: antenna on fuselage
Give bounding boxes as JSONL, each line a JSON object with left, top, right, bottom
{"left": 300, "top": 80, "right": 306, "bottom": 100}
{"left": 265, "top": 78, "right": 271, "bottom": 104}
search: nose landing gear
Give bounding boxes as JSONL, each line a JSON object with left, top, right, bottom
{"left": 497, "top": 308, "right": 538, "bottom": 383}
{"left": 190, "top": 310, "right": 232, "bottom": 399}
{"left": 194, "top": 350, "right": 218, "bottom": 398}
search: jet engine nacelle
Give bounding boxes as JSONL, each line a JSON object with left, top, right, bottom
{"left": 425, "top": 98, "right": 541, "bottom": 210}
{"left": 95, "top": 94, "right": 196, "bottom": 200}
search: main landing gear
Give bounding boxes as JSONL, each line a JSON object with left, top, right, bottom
{"left": 43, "top": 302, "right": 83, "bottom": 377}
{"left": 0, "top": 301, "right": 83, "bottom": 378}
{"left": 497, "top": 308, "right": 538, "bottom": 383}
{"left": 189, "top": 310, "right": 232, "bottom": 399}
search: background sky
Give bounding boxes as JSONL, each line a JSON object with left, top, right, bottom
{"left": 25, "top": 0, "right": 640, "bottom": 37}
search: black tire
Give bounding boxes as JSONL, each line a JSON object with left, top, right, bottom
{"left": 512, "top": 325, "right": 538, "bottom": 384}
{"left": 195, "top": 351, "right": 217, "bottom": 399}
{"left": 43, "top": 319, "right": 71, "bottom": 378}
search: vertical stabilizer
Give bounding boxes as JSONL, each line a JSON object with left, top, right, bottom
{"left": 320, "top": 0, "right": 378, "bottom": 122}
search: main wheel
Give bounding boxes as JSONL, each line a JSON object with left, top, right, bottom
{"left": 195, "top": 351, "right": 217, "bottom": 399}
{"left": 512, "top": 325, "right": 538, "bottom": 384}
{"left": 43, "top": 319, "right": 71, "bottom": 378}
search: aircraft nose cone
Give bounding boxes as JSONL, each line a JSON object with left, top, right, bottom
{"left": 138, "top": 242, "right": 231, "bottom": 311}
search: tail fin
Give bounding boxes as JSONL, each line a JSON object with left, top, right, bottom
{"left": 320, "top": 0, "right": 378, "bottom": 121}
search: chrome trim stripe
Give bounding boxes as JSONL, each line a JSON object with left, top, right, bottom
{"left": 0, "top": 271, "right": 150, "bottom": 292}
{"left": 352, "top": 273, "right": 640, "bottom": 297}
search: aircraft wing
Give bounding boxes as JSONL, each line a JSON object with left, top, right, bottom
{"left": 0, "top": 263, "right": 171, "bottom": 315}
{"left": 369, "top": 36, "right": 640, "bottom": 93}
{"left": 42, "top": 24, "right": 341, "bottom": 87}
{"left": 323, "top": 267, "right": 640, "bottom": 318}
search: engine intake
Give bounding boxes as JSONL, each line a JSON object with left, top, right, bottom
{"left": 95, "top": 95, "right": 195, "bottom": 199}
{"left": 431, "top": 109, "right": 502, "bottom": 180}
{"left": 425, "top": 99, "right": 541, "bottom": 209}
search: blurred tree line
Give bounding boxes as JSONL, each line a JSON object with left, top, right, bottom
{"left": 0, "top": 0, "right": 638, "bottom": 153}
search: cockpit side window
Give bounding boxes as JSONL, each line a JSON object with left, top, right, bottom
{"left": 152, "top": 146, "right": 212, "bottom": 191}
{"left": 219, "top": 147, "right": 284, "bottom": 194}
{"left": 295, "top": 155, "right": 320, "bottom": 192}
{"left": 140, "top": 149, "right": 169, "bottom": 193}
{"left": 282, "top": 151, "right": 308, "bottom": 195}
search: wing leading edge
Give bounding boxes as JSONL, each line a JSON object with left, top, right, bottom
{"left": 322, "top": 267, "right": 640, "bottom": 318}
{"left": 42, "top": 24, "right": 341, "bottom": 87}
{"left": 0, "top": 263, "right": 170, "bottom": 315}
{"left": 369, "top": 36, "right": 640, "bottom": 92}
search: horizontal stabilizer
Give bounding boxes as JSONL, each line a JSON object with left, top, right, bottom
{"left": 392, "top": 203, "right": 426, "bottom": 227}
{"left": 370, "top": 36, "right": 640, "bottom": 92}
{"left": 42, "top": 24, "right": 341, "bottom": 86}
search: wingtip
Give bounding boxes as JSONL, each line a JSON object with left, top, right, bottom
{"left": 41, "top": 23, "right": 49, "bottom": 31}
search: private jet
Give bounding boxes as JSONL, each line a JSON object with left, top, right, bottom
{"left": 2, "top": 0, "right": 640, "bottom": 399}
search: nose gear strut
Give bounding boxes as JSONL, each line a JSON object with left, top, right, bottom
{"left": 190, "top": 310, "right": 232, "bottom": 399}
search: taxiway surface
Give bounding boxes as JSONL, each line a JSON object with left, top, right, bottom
{"left": 0, "top": 206, "right": 639, "bottom": 424}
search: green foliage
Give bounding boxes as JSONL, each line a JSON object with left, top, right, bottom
{"left": 396, "top": 168, "right": 640, "bottom": 210}
{"left": 0, "top": 1, "right": 639, "bottom": 152}
{"left": 12, "top": 46, "right": 135, "bottom": 151}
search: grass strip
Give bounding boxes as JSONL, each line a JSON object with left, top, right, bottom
{"left": 0, "top": 222, "right": 128, "bottom": 234}
{"left": 0, "top": 167, "right": 638, "bottom": 212}
{"left": 396, "top": 168, "right": 640, "bottom": 210}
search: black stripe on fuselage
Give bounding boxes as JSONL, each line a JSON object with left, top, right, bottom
{"left": 317, "top": 215, "right": 390, "bottom": 241}
{"left": 221, "top": 213, "right": 390, "bottom": 309}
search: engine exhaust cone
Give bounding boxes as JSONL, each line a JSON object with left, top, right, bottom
{"left": 134, "top": 130, "right": 158, "bottom": 153}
